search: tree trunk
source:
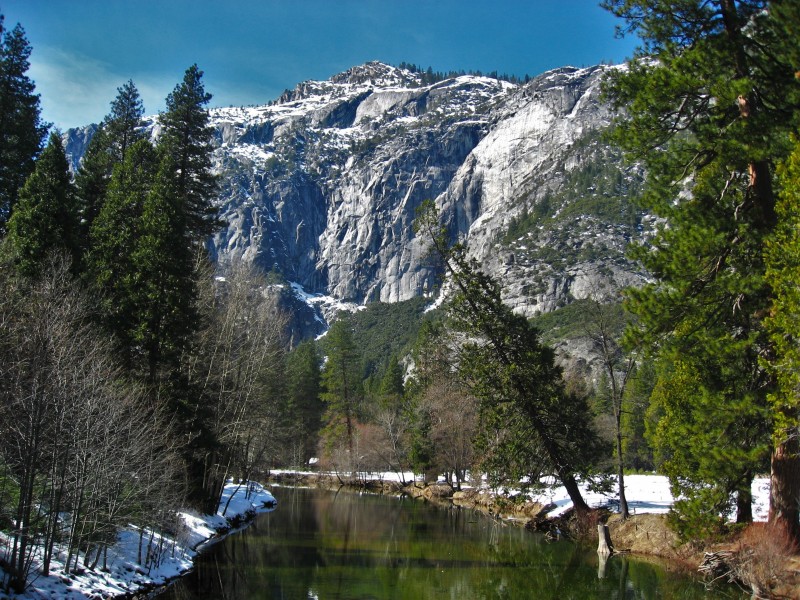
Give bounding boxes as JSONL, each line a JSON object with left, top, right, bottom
{"left": 769, "top": 437, "right": 800, "bottom": 543}
{"left": 597, "top": 523, "right": 613, "bottom": 556}
{"left": 616, "top": 414, "right": 629, "bottom": 519}
{"left": 736, "top": 477, "right": 753, "bottom": 524}
{"left": 561, "top": 471, "right": 591, "bottom": 517}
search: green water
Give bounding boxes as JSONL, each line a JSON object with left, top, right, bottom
{"left": 161, "top": 487, "right": 742, "bottom": 599}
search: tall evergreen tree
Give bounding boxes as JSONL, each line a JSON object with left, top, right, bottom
{"left": 87, "top": 138, "right": 159, "bottom": 365}
{"left": 105, "top": 79, "right": 145, "bottom": 164}
{"left": 764, "top": 134, "right": 800, "bottom": 540}
{"left": 4, "top": 132, "right": 78, "bottom": 277}
{"left": 379, "top": 355, "right": 404, "bottom": 405}
{"left": 285, "top": 340, "right": 323, "bottom": 464}
{"left": 320, "top": 314, "right": 363, "bottom": 464}
{"left": 0, "top": 15, "right": 48, "bottom": 234}
{"left": 74, "top": 125, "right": 112, "bottom": 252}
{"left": 130, "top": 154, "right": 197, "bottom": 384}
{"left": 415, "top": 200, "right": 603, "bottom": 516}
{"left": 159, "top": 64, "right": 219, "bottom": 241}
{"left": 647, "top": 351, "right": 770, "bottom": 538}
{"left": 603, "top": 0, "right": 800, "bottom": 539}
{"left": 75, "top": 81, "right": 145, "bottom": 251}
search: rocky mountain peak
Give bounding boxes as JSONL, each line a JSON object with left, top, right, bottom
{"left": 65, "top": 61, "right": 648, "bottom": 338}
{"left": 329, "top": 61, "right": 418, "bottom": 87}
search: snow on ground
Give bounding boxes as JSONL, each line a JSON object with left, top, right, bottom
{"left": 5, "top": 481, "right": 276, "bottom": 600}
{"left": 271, "top": 468, "right": 771, "bottom": 522}
{"left": 486, "top": 473, "right": 770, "bottom": 521}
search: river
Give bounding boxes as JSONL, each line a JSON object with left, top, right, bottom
{"left": 160, "top": 486, "right": 743, "bottom": 599}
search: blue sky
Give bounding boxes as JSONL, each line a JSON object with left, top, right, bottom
{"left": 2, "top": 1, "right": 640, "bottom": 131}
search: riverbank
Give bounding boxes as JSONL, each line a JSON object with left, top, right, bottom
{"left": 2, "top": 481, "right": 276, "bottom": 599}
{"left": 267, "top": 470, "right": 799, "bottom": 597}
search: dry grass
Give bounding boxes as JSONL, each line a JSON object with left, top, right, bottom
{"left": 732, "top": 523, "right": 799, "bottom": 599}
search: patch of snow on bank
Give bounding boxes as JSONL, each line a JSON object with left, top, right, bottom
{"left": 272, "top": 469, "right": 771, "bottom": 524}
{"left": 5, "top": 481, "right": 276, "bottom": 599}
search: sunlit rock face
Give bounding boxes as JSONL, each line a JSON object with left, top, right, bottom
{"left": 65, "top": 61, "right": 648, "bottom": 323}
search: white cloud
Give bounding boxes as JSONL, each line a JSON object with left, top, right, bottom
{"left": 28, "top": 45, "right": 173, "bottom": 131}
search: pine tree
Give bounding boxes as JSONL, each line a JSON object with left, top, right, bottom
{"left": 603, "top": 0, "right": 800, "bottom": 539}
{"left": 130, "top": 153, "right": 197, "bottom": 384}
{"left": 320, "top": 314, "right": 363, "bottom": 466}
{"left": 647, "top": 353, "right": 770, "bottom": 538}
{"left": 87, "top": 138, "right": 159, "bottom": 364}
{"left": 105, "top": 79, "right": 145, "bottom": 164}
{"left": 379, "top": 355, "right": 404, "bottom": 405}
{"left": 74, "top": 125, "right": 112, "bottom": 252}
{"left": 764, "top": 135, "right": 800, "bottom": 541}
{"left": 75, "top": 81, "right": 146, "bottom": 251}
{"left": 414, "top": 200, "right": 603, "bottom": 516}
{"left": 620, "top": 359, "right": 656, "bottom": 472}
{"left": 285, "top": 340, "right": 323, "bottom": 464}
{"left": 159, "top": 64, "right": 219, "bottom": 242}
{"left": 0, "top": 16, "right": 48, "bottom": 234}
{"left": 4, "top": 132, "right": 78, "bottom": 277}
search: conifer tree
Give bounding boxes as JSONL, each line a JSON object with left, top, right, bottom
{"left": 75, "top": 81, "right": 145, "bottom": 250}
{"left": 130, "top": 154, "right": 197, "bottom": 384}
{"left": 5, "top": 132, "right": 78, "bottom": 277}
{"left": 320, "top": 314, "right": 363, "bottom": 465}
{"left": 88, "top": 138, "right": 158, "bottom": 365}
{"left": 379, "top": 355, "right": 404, "bottom": 405}
{"left": 764, "top": 135, "right": 800, "bottom": 540}
{"left": 603, "top": 0, "right": 800, "bottom": 539}
{"left": 0, "top": 15, "right": 48, "bottom": 234}
{"left": 105, "top": 79, "right": 145, "bottom": 164}
{"left": 74, "top": 125, "right": 112, "bottom": 252}
{"left": 159, "top": 64, "right": 219, "bottom": 242}
{"left": 415, "top": 200, "right": 603, "bottom": 516}
{"left": 285, "top": 340, "right": 323, "bottom": 464}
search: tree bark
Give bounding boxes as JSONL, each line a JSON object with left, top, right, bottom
{"left": 769, "top": 437, "right": 800, "bottom": 543}
{"left": 561, "top": 471, "right": 591, "bottom": 517}
{"left": 736, "top": 477, "right": 753, "bottom": 524}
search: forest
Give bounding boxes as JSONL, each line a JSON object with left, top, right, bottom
{"left": 2, "top": 0, "right": 800, "bottom": 596}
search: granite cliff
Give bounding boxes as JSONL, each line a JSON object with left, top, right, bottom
{"left": 66, "top": 61, "right": 648, "bottom": 339}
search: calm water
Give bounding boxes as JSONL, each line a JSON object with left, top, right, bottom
{"left": 161, "top": 487, "right": 742, "bottom": 599}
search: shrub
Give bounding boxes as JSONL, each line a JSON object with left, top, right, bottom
{"left": 733, "top": 522, "right": 798, "bottom": 596}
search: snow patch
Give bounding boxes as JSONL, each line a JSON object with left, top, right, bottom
{"left": 5, "top": 482, "right": 276, "bottom": 599}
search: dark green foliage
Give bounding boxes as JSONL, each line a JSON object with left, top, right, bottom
{"left": 88, "top": 139, "right": 159, "bottom": 364}
{"left": 130, "top": 154, "right": 197, "bottom": 382}
{"left": 646, "top": 356, "right": 770, "bottom": 539}
{"left": 405, "top": 320, "right": 445, "bottom": 477}
{"left": 320, "top": 314, "right": 363, "bottom": 461}
{"left": 349, "top": 296, "right": 431, "bottom": 379}
{"left": 74, "top": 125, "right": 113, "bottom": 250}
{"left": 75, "top": 80, "right": 146, "bottom": 252}
{"left": 105, "top": 79, "right": 145, "bottom": 163}
{"left": 603, "top": 0, "right": 800, "bottom": 537}
{"left": 415, "top": 200, "right": 604, "bottom": 513}
{"left": 4, "top": 132, "right": 78, "bottom": 277}
{"left": 378, "top": 355, "right": 404, "bottom": 401}
{"left": 159, "top": 64, "right": 220, "bottom": 241}
{"left": 285, "top": 340, "right": 324, "bottom": 464}
{"left": 763, "top": 134, "right": 800, "bottom": 534}
{"left": 396, "top": 61, "right": 531, "bottom": 85}
{"left": 766, "top": 136, "right": 800, "bottom": 441}
{"left": 0, "top": 16, "right": 48, "bottom": 234}
{"left": 620, "top": 359, "right": 656, "bottom": 472}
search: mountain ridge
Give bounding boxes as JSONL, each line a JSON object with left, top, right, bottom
{"left": 64, "top": 61, "right": 648, "bottom": 336}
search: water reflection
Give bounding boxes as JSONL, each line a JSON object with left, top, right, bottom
{"left": 162, "top": 487, "right": 742, "bottom": 599}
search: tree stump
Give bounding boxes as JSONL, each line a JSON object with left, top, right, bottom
{"left": 597, "top": 523, "right": 614, "bottom": 556}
